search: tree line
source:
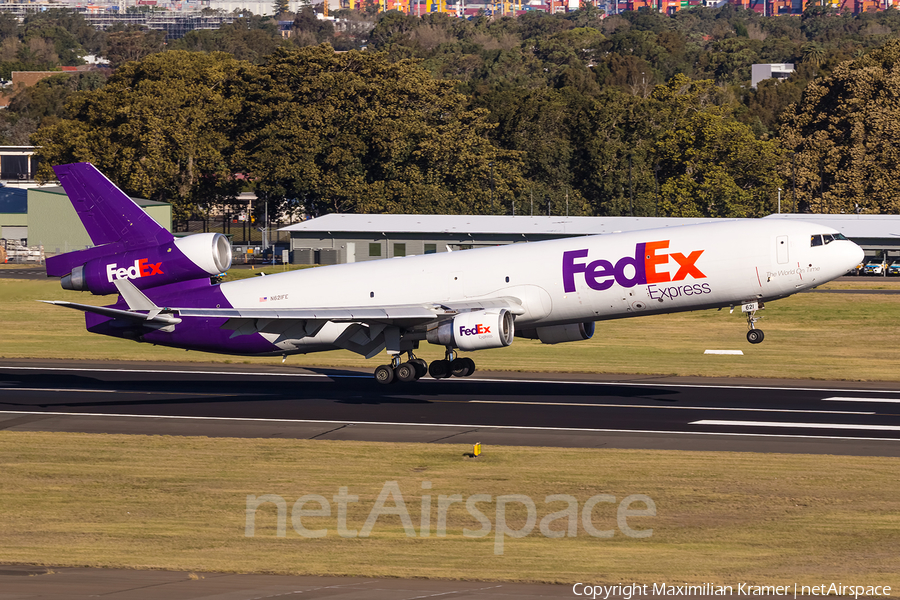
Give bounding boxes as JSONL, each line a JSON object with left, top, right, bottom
{"left": 5, "top": 5, "right": 900, "bottom": 219}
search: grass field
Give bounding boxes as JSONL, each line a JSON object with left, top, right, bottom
{"left": 2, "top": 274, "right": 900, "bottom": 584}
{"left": 4, "top": 275, "right": 900, "bottom": 381}
{"left": 0, "top": 432, "right": 898, "bottom": 585}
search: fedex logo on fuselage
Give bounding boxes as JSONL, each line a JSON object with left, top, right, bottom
{"left": 106, "top": 258, "right": 164, "bottom": 283}
{"left": 563, "top": 241, "right": 705, "bottom": 293}
{"left": 460, "top": 324, "right": 491, "bottom": 336}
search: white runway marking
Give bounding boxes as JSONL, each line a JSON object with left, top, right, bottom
{"left": 1, "top": 410, "right": 899, "bottom": 442}
{"left": 823, "top": 396, "right": 900, "bottom": 403}
{"left": 469, "top": 400, "right": 873, "bottom": 415}
{"left": 692, "top": 419, "right": 900, "bottom": 432}
{"left": 0, "top": 388, "right": 117, "bottom": 393}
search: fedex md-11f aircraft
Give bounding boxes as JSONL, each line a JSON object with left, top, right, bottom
{"left": 45, "top": 163, "right": 863, "bottom": 384}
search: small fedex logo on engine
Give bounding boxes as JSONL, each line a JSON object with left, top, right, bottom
{"left": 563, "top": 241, "right": 705, "bottom": 293}
{"left": 106, "top": 258, "right": 164, "bottom": 283}
{"left": 459, "top": 323, "right": 491, "bottom": 336}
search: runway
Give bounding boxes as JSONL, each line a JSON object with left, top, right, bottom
{"left": 1, "top": 360, "right": 899, "bottom": 456}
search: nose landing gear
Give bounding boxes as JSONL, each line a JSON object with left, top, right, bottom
{"left": 742, "top": 301, "right": 765, "bottom": 344}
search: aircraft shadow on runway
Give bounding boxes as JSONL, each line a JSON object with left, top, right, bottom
{"left": 0, "top": 371, "right": 679, "bottom": 411}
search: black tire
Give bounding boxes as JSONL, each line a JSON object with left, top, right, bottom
{"left": 747, "top": 329, "right": 765, "bottom": 344}
{"left": 429, "top": 359, "right": 451, "bottom": 379}
{"left": 451, "top": 358, "right": 472, "bottom": 377}
{"left": 460, "top": 357, "right": 476, "bottom": 377}
{"left": 411, "top": 358, "right": 428, "bottom": 379}
{"left": 396, "top": 362, "right": 418, "bottom": 383}
{"left": 374, "top": 364, "right": 394, "bottom": 384}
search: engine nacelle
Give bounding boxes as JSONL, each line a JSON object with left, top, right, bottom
{"left": 61, "top": 232, "right": 232, "bottom": 295}
{"left": 517, "top": 321, "right": 595, "bottom": 344}
{"left": 427, "top": 309, "right": 515, "bottom": 351}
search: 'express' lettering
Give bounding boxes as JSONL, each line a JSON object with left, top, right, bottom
{"left": 563, "top": 241, "right": 705, "bottom": 293}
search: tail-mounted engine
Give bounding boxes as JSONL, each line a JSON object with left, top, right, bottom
{"left": 517, "top": 321, "right": 595, "bottom": 344}
{"left": 427, "top": 309, "right": 515, "bottom": 351}
{"left": 60, "top": 232, "right": 232, "bottom": 295}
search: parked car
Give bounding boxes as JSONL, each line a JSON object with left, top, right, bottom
{"left": 888, "top": 261, "right": 900, "bottom": 276}
{"left": 848, "top": 261, "right": 865, "bottom": 276}
{"left": 863, "top": 258, "right": 888, "bottom": 275}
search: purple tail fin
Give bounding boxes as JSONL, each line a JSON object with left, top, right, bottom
{"left": 46, "top": 163, "right": 174, "bottom": 277}
{"left": 53, "top": 163, "right": 173, "bottom": 249}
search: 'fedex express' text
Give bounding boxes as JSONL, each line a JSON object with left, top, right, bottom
{"left": 563, "top": 240, "right": 708, "bottom": 299}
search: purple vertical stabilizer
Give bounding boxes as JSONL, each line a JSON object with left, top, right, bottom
{"left": 53, "top": 163, "right": 173, "bottom": 249}
{"left": 46, "top": 163, "right": 175, "bottom": 277}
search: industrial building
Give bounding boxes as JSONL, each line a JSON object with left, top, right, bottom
{"left": 1, "top": 185, "right": 171, "bottom": 255}
{"left": 281, "top": 213, "right": 900, "bottom": 265}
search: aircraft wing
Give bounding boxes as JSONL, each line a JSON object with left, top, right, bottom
{"left": 176, "top": 297, "right": 519, "bottom": 322}
{"left": 45, "top": 278, "right": 524, "bottom": 358}
{"left": 176, "top": 298, "right": 521, "bottom": 337}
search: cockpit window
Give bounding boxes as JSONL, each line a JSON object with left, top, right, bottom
{"left": 812, "top": 233, "right": 849, "bottom": 247}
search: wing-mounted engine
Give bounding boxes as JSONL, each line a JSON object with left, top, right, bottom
{"left": 60, "top": 232, "right": 232, "bottom": 295}
{"left": 426, "top": 308, "right": 515, "bottom": 350}
{"left": 517, "top": 321, "right": 595, "bottom": 344}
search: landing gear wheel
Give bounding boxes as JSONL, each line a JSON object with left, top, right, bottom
{"left": 395, "top": 362, "right": 418, "bottom": 383}
{"left": 429, "top": 359, "right": 452, "bottom": 379}
{"left": 451, "top": 358, "right": 471, "bottom": 377}
{"left": 747, "top": 329, "right": 765, "bottom": 344}
{"left": 374, "top": 364, "right": 395, "bottom": 384}
{"left": 460, "top": 357, "right": 475, "bottom": 377}
{"left": 410, "top": 358, "right": 428, "bottom": 379}
{"left": 451, "top": 357, "right": 476, "bottom": 377}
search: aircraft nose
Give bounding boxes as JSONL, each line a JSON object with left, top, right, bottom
{"left": 841, "top": 240, "right": 865, "bottom": 272}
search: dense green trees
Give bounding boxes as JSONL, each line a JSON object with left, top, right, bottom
{"left": 33, "top": 52, "right": 249, "bottom": 219}
{"left": 5, "top": 4, "right": 900, "bottom": 218}
{"left": 32, "top": 47, "right": 523, "bottom": 218}
{"left": 233, "top": 45, "right": 523, "bottom": 216}
{"left": 780, "top": 39, "right": 900, "bottom": 214}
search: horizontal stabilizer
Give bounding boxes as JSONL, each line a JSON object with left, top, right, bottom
{"left": 41, "top": 301, "right": 181, "bottom": 325}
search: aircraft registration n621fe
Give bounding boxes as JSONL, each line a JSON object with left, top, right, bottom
{"left": 44, "top": 163, "right": 864, "bottom": 384}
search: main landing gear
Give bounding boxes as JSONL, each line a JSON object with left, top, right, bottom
{"left": 428, "top": 348, "right": 475, "bottom": 380}
{"left": 373, "top": 349, "right": 476, "bottom": 384}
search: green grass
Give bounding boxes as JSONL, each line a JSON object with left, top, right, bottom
{"left": 4, "top": 276, "right": 900, "bottom": 381}
{"left": 0, "top": 432, "right": 898, "bottom": 585}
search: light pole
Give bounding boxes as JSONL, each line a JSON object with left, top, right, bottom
{"left": 489, "top": 162, "right": 494, "bottom": 214}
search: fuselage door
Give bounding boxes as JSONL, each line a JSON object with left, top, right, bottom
{"left": 776, "top": 235, "right": 789, "bottom": 264}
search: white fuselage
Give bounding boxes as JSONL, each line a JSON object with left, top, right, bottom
{"left": 212, "top": 219, "right": 861, "bottom": 355}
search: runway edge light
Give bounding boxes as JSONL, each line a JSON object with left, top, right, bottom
{"left": 474, "top": 442, "right": 482, "bottom": 457}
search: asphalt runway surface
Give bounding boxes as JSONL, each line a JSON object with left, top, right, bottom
{"left": 2, "top": 359, "right": 900, "bottom": 456}
{"left": 2, "top": 361, "right": 898, "bottom": 598}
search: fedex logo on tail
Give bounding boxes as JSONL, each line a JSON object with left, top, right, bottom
{"left": 106, "top": 258, "right": 164, "bottom": 283}
{"left": 563, "top": 241, "right": 705, "bottom": 293}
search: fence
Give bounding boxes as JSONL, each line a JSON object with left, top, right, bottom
{"left": 175, "top": 217, "right": 293, "bottom": 247}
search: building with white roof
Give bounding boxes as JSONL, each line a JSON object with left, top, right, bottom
{"left": 279, "top": 213, "right": 900, "bottom": 265}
